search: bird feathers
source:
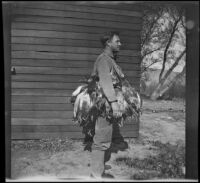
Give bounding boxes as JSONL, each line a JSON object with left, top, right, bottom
{"left": 70, "top": 76, "right": 142, "bottom": 136}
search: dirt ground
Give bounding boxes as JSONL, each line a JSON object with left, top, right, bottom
{"left": 10, "top": 99, "right": 185, "bottom": 181}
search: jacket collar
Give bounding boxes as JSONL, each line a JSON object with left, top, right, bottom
{"left": 103, "top": 47, "right": 115, "bottom": 59}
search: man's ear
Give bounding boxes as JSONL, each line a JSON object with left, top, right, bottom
{"left": 106, "top": 39, "right": 111, "bottom": 47}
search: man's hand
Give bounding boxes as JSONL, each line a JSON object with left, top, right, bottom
{"left": 111, "top": 101, "right": 122, "bottom": 118}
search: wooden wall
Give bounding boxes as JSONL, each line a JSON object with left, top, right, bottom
{"left": 10, "top": 1, "right": 143, "bottom": 139}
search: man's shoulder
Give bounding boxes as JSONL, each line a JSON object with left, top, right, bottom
{"left": 96, "top": 52, "right": 111, "bottom": 63}
{"left": 96, "top": 52, "right": 105, "bottom": 60}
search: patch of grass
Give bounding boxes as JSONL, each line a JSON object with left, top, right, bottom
{"left": 169, "top": 112, "right": 185, "bottom": 122}
{"left": 12, "top": 137, "right": 75, "bottom": 153}
{"left": 115, "top": 141, "right": 185, "bottom": 179}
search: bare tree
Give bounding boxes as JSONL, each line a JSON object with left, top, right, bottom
{"left": 141, "top": 4, "right": 186, "bottom": 100}
{"left": 150, "top": 49, "right": 186, "bottom": 100}
{"left": 159, "top": 7, "right": 184, "bottom": 82}
{"left": 141, "top": 5, "right": 164, "bottom": 63}
{"left": 151, "top": 65, "right": 185, "bottom": 100}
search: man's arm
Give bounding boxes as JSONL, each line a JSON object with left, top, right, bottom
{"left": 96, "top": 58, "right": 117, "bottom": 102}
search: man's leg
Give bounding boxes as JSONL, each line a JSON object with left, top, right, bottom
{"left": 103, "top": 121, "right": 129, "bottom": 166}
{"left": 90, "top": 117, "right": 113, "bottom": 178}
{"left": 112, "top": 121, "right": 124, "bottom": 142}
{"left": 111, "top": 121, "right": 128, "bottom": 152}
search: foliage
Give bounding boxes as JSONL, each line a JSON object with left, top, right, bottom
{"left": 115, "top": 141, "right": 185, "bottom": 179}
{"left": 141, "top": 5, "right": 185, "bottom": 61}
{"left": 163, "top": 75, "right": 185, "bottom": 99}
{"left": 141, "top": 4, "right": 186, "bottom": 99}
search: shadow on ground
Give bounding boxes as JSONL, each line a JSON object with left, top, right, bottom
{"left": 11, "top": 99, "right": 185, "bottom": 180}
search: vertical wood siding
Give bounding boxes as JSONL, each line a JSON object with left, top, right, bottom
{"left": 11, "top": 1, "right": 142, "bottom": 139}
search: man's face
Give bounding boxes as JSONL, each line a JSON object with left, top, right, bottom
{"left": 108, "top": 35, "right": 122, "bottom": 52}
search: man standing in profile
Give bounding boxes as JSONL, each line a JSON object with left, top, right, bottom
{"left": 90, "top": 31, "right": 128, "bottom": 179}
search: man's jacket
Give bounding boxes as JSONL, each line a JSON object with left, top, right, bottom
{"left": 91, "top": 48, "right": 125, "bottom": 103}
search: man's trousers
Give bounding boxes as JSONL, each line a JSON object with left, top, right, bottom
{"left": 90, "top": 117, "right": 113, "bottom": 177}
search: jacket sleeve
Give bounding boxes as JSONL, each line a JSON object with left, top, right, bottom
{"left": 96, "top": 58, "right": 117, "bottom": 102}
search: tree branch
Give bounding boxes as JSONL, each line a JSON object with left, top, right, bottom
{"left": 158, "top": 65, "right": 186, "bottom": 97}
{"left": 181, "top": 17, "right": 186, "bottom": 30}
{"left": 141, "top": 9, "right": 163, "bottom": 48}
{"left": 159, "top": 14, "right": 182, "bottom": 82}
{"left": 141, "top": 59, "right": 160, "bottom": 74}
{"left": 159, "top": 48, "right": 186, "bottom": 86}
{"left": 150, "top": 65, "right": 185, "bottom": 100}
{"left": 150, "top": 49, "right": 186, "bottom": 100}
{"left": 141, "top": 47, "right": 162, "bottom": 59}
